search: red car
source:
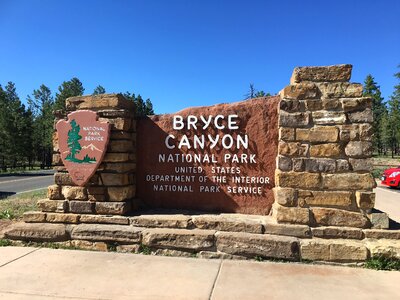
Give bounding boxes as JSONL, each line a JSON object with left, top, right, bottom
{"left": 381, "top": 166, "right": 400, "bottom": 188}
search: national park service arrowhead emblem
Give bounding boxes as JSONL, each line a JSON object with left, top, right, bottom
{"left": 56, "top": 110, "right": 110, "bottom": 186}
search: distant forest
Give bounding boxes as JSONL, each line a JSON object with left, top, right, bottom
{"left": 0, "top": 78, "right": 154, "bottom": 171}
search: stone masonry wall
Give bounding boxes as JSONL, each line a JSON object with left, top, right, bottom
{"left": 273, "top": 64, "right": 377, "bottom": 228}
{"left": 40, "top": 94, "right": 137, "bottom": 221}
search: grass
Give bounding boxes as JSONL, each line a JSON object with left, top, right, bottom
{"left": 0, "top": 189, "right": 46, "bottom": 220}
{"left": 365, "top": 255, "right": 400, "bottom": 271}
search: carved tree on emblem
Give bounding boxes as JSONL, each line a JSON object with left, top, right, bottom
{"left": 65, "top": 119, "right": 96, "bottom": 163}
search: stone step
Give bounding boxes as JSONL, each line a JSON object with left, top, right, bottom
{"left": 4, "top": 222, "right": 68, "bottom": 242}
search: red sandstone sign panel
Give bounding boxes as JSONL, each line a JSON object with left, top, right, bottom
{"left": 56, "top": 110, "right": 110, "bottom": 186}
{"left": 137, "top": 97, "right": 279, "bottom": 214}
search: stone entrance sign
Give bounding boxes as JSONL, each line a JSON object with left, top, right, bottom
{"left": 136, "top": 97, "right": 280, "bottom": 214}
{"left": 56, "top": 110, "right": 110, "bottom": 186}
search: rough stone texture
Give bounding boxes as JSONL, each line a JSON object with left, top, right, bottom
{"left": 345, "top": 141, "right": 373, "bottom": 157}
{"left": 103, "top": 153, "right": 130, "bottom": 162}
{"left": 356, "top": 191, "right": 375, "bottom": 210}
{"left": 279, "top": 83, "right": 320, "bottom": 100}
{"left": 290, "top": 64, "right": 352, "bottom": 84}
{"left": 130, "top": 215, "right": 193, "bottom": 229}
{"left": 142, "top": 228, "right": 215, "bottom": 251}
{"left": 198, "top": 251, "right": 247, "bottom": 260}
{"left": 300, "top": 239, "right": 368, "bottom": 262}
{"left": 341, "top": 98, "right": 372, "bottom": 112}
{"left": 47, "top": 185, "right": 63, "bottom": 200}
{"left": 349, "top": 158, "right": 372, "bottom": 171}
{"left": 23, "top": 211, "right": 46, "bottom": 223}
{"left": 366, "top": 239, "right": 400, "bottom": 259}
{"left": 4, "top": 222, "right": 68, "bottom": 242}
{"left": 311, "top": 208, "right": 370, "bottom": 228}
{"left": 216, "top": 231, "right": 300, "bottom": 260}
{"left": 95, "top": 202, "right": 131, "bottom": 215}
{"left": 322, "top": 173, "right": 376, "bottom": 190}
{"left": 303, "top": 158, "right": 336, "bottom": 173}
{"left": 368, "top": 212, "right": 389, "bottom": 229}
{"left": 279, "top": 127, "right": 295, "bottom": 141}
{"left": 363, "top": 229, "right": 400, "bottom": 239}
{"left": 80, "top": 215, "right": 130, "bottom": 225}
{"left": 279, "top": 111, "right": 310, "bottom": 127}
{"left": 311, "top": 226, "right": 364, "bottom": 240}
{"left": 279, "top": 142, "right": 309, "bottom": 157}
{"left": 100, "top": 173, "right": 130, "bottom": 186}
{"left": 37, "top": 199, "right": 67, "bottom": 213}
{"left": 68, "top": 201, "right": 95, "bottom": 214}
{"left": 66, "top": 94, "right": 135, "bottom": 111}
{"left": 108, "top": 186, "right": 135, "bottom": 202}
{"left": 273, "top": 187, "right": 297, "bottom": 207}
{"left": 192, "top": 215, "right": 263, "bottom": 234}
{"left": 152, "top": 249, "right": 194, "bottom": 257}
{"left": 312, "top": 111, "right": 346, "bottom": 125}
{"left": 275, "top": 171, "right": 320, "bottom": 189}
{"left": 61, "top": 186, "right": 87, "bottom": 200}
{"left": 46, "top": 213, "right": 80, "bottom": 224}
{"left": 116, "top": 244, "right": 140, "bottom": 253}
{"left": 316, "top": 82, "right": 363, "bottom": 99}
{"left": 296, "top": 126, "right": 338, "bottom": 143}
{"left": 263, "top": 219, "right": 311, "bottom": 238}
{"left": 348, "top": 109, "right": 373, "bottom": 123}
{"left": 71, "top": 224, "right": 141, "bottom": 243}
{"left": 272, "top": 204, "right": 310, "bottom": 225}
{"left": 277, "top": 155, "right": 292, "bottom": 171}
{"left": 298, "top": 190, "right": 352, "bottom": 208}
{"left": 309, "top": 143, "right": 342, "bottom": 158}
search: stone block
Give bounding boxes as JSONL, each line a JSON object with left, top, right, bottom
{"left": 4, "top": 222, "right": 68, "bottom": 242}
{"left": 322, "top": 173, "right": 376, "bottom": 190}
{"left": 99, "top": 117, "right": 132, "bottom": 131}
{"left": 310, "top": 143, "right": 342, "bottom": 158}
{"left": 349, "top": 158, "right": 372, "bottom": 171}
{"left": 107, "top": 139, "right": 134, "bottom": 153}
{"left": 275, "top": 171, "right": 320, "bottom": 189}
{"left": 103, "top": 153, "right": 130, "bottom": 162}
{"left": 87, "top": 186, "right": 106, "bottom": 195}
{"left": 142, "top": 228, "right": 215, "bottom": 251}
{"left": 296, "top": 126, "right": 339, "bottom": 143}
{"left": 290, "top": 64, "right": 352, "bottom": 83}
{"left": 88, "top": 194, "right": 107, "bottom": 202}
{"left": 305, "top": 99, "right": 323, "bottom": 111}
{"left": 23, "top": 211, "right": 46, "bottom": 223}
{"left": 198, "top": 251, "right": 247, "bottom": 260}
{"left": 52, "top": 153, "right": 62, "bottom": 165}
{"left": 368, "top": 212, "right": 389, "bottom": 229}
{"left": 108, "top": 185, "right": 135, "bottom": 201}
{"left": 216, "top": 231, "right": 300, "bottom": 260}
{"left": 272, "top": 203, "right": 310, "bottom": 225}
{"left": 345, "top": 141, "right": 372, "bottom": 157}
{"left": 97, "top": 109, "right": 134, "bottom": 118}
{"left": 279, "top": 127, "right": 295, "bottom": 141}
{"left": 37, "top": 199, "right": 67, "bottom": 213}
{"left": 311, "top": 208, "right": 370, "bottom": 228}
{"left": 110, "top": 130, "right": 135, "bottom": 140}
{"left": 192, "top": 214, "right": 263, "bottom": 233}
{"left": 263, "top": 218, "right": 311, "bottom": 238}
{"left": 278, "top": 142, "right": 309, "bottom": 157}
{"left": 366, "top": 239, "right": 400, "bottom": 259}
{"left": 356, "top": 191, "right": 375, "bottom": 210}
{"left": 341, "top": 97, "right": 372, "bottom": 112}
{"left": 80, "top": 214, "right": 130, "bottom": 225}
{"left": 61, "top": 186, "right": 87, "bottom": 200}
{"left": 71, "top": 224, "right": 141, "bottom": 243}
{"left": 304, "top": 158, "right": 336, "bottom": 173}
{"left": 312, "top": 111, "right": 346, "bottom": 125}
{"left": 46, "top": 213, "right": 80, "bottom": 224}
{"left": 116, "top": 244, "right": 140, "bottom": 253}
{"left": 322, "top": 99, "right": 340, "bottom": 110}
{"left": 301, "top": 239, "right": 368, "bottom": 262}
{"left": 277, "top": 155, "right": 292, "bottom": 171}
{"left": 100, "top": 173, "right": 131, "bottom": 186}
{"left": 298, "top": 190, "right": 352, "bottom": 207}
{"left": 95, "top": 201, "right": 131, "bottom": 215}
{"left": 339, "top": 124, "right": 359, "bottom": 141}
{"left": 311, "top": 226, "right": 364, "bottom": 239}
{"left": 279, "top": 111, "right": 310, "bottom": 127}
{"left": 69, "top": 201, "right": 95, "bottom": 214}
{"left": 348, "top": 108, "right": 373, "bottom": 123}
{"left": 66, "top": 94, "right": 134, "bottom": 111}
{"left": 152, "top": 249, "right": 194, "bottom": 257}
{"left": 54, "top": 172, "right": 75, "bottom": 185}
{"left": 273, "top": 187, "right": 297, "bottom": 207}
{"left": 279, "top": 99, "right": 305, "bottom": 112}
{"left": 130, "top": 215, "right": 192, "bottom": 229}
{"left": 317, "top": 82, "right": 363, "bottom": 98}
{"left": 363, "top": 229, "right": 400, "bottom": 239}
{"left": 280, "top": 83, "right": 320, "bottom": 100}
{"left": 359, "top": 123, "right": 373, "bottom": 141}
{"left": 336, "top": 159, "right": 350, "bottom": 172}
{"left": 292, "top": 158, "right": 304, "bottom": 171}
{"left": 47, "top": 185, "right": 63, "bottom": 200}
{"left": 104, "top": 162, "right": 136, "bottom": 173}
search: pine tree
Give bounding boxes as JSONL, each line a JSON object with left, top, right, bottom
{"left": 386, "top": 65, "right": 400, "bottom": 158}
{"left": 66, "top": 119, "right": 82, "bottom": 161}
{"left": 363, "top": 74, "right": 386, "bottom": 154}
{"left": 123, "top": 91, "right": 155, "bottom": 117}
{"left": 54, "top": 78, "right": 84, "bottom": 110}
{"left": 93, "top": 85, "right": 106, "bottom": 95}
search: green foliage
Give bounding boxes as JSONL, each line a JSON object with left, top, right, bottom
{"left": 365, "top": 255, "right": 400, "bottom": 271}
{"left": 54, "top": 77, "right": 84, "bottom": 110}
{"left": 0, "top": 189, "right": 46, "bottom": 219}
{"left": 123, "top": 92, "right": 155, "bottom": 117}
{"left": 0, "top": 209, "right": 14, "bottom": 219}
{"left": 0, "top": 239, "right": 12, "bottom": 247}
{"left": 139, "top": 244, "right": 152, "bottom": 255}
{"left": 245, "top": 83, "right": 271, "bottom": 99}
{"left": 93, "top": 85, "right": 106, "bottom": 95}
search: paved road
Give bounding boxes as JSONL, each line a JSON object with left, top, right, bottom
{"left": 0, "top": 170, "right": 54, "bottom": 198}
{"left": 0, "top": 247, "right": 399, "bottom": 300}
{"left": 375, "top": 181, "right": 400, "bottom": 223}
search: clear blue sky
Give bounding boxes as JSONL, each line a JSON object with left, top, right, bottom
{"left": 0, "top": 0, "right": 399, "bottom": 114}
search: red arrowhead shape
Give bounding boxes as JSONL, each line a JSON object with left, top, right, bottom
{"left": 56, "top": 110, "right": 110, "bottom": 186}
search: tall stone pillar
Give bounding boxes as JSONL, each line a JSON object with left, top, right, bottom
{"left": 43, "top": 94, "right": 136, "bottom": 221}
{"left": 273, "top": 64, "right": 376, "bottom": 228}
